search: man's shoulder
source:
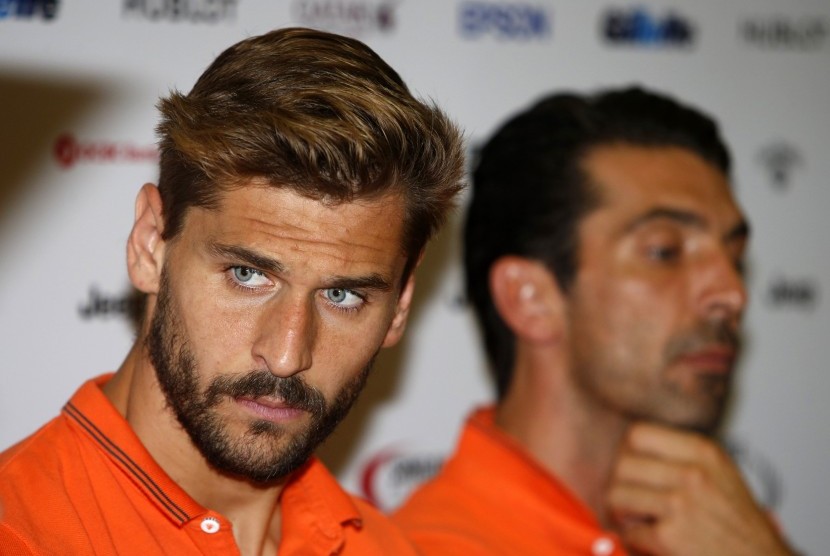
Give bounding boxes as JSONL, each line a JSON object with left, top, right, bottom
{"left": 392, "top": 408, "right": 623, "bottom": 555}
{"left": 0, "top": 413, "right": 74, "bottom": 480}
{"left": 0, "top": 521, "right": 37, "bottom": 556}
{"left": 0, "top": 412, "right": 83, "bottom": 511}
{"left": 0, "top": 376, "right": 113, "bottom": 478}
{"left": 0, "top": 413, "right": 86, "bottom": 555}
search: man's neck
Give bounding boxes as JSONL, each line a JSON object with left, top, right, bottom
{"left": 494, "top": 347, "right": 630, "bottom": 527}
{"left": 104, "top": 342, "right": 285, "bottom": 556}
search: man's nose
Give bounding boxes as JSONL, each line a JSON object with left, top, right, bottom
{"left": 252, "top": 295, "right": 315, "bottom": 378}
{"left": 697, "top": 250, "right": 748, "bottom": 324}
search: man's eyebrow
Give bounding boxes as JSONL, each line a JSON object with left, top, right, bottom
{"left": 626, "top": 207, "right": 707, "bottom": 232}
{"left": 326, "top": 274, "right": 393, "bottom": 292}
{"left": 626, "top": 207, "right": 751, "bottom": 242}
{"left": 207, "top": 243, "right": 285, "bottom": 274}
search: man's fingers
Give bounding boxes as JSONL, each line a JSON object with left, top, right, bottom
{"left": 607, "top": 481, "right": 669, "bottom": 521}
{"left": 615, "top": 518, "right": 663, "bottom": 556}
{"left": 625, "top": 422, "right": 724, "bottom": 466}
{"left": 613, "top": 452, "right": 697, "bottom": 490}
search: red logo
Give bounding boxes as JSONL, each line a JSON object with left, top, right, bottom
{"left": 358, "top": 447, "right": 444, "bottom": 511}
{"left": 53, "top": 133, "right": 158, "bottom": 169}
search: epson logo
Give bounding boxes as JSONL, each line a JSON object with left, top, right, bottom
{"left": 291, "top": 1, "right": 397, "bottom": 35}
{"left": 0, "top": 0, "right": 59, "bottom": 20}
{"left": 602, "top": 7, "right": 694, "bottom": 47}
{"left": 742, "top": 17, "right": 828, "bottom": 50}
{"left": 123, "top": 0, "right": 237, "bottom": 23}
{"left": 758, "top": 141, "right": 804, "bottom": 191}
{"left": 459, "top": 2, "right": 551, "bottom": 40}
{"left": 767, "top": 276, "right": 819, "bottom": 309}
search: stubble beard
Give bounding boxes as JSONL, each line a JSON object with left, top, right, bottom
{"left": 146, "top": 268, "right": 373, "bottom": 484}
{"left": 659, "top": 320, "right": 741, "bottom": 435}
{"left": 573, "top": 319, "right": 741, "bottom": 437}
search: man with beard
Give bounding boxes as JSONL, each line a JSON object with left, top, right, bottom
{"left": 0, "top": 28, "right": 464, "bottom": 555}
{"left": 393, "top": 87, "right": 797, "bottom": 555}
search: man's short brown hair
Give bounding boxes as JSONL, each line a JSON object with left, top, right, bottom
{"left": 156, "top": 27, "right": 465, "bottom": 272}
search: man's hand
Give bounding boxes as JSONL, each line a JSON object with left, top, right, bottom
{"left": 606, "top": 422, "right": 795, "bottom": 556}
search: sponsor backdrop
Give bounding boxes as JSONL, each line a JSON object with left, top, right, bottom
{"left": 1, "top": 1, "right": 827, "bottom": 553}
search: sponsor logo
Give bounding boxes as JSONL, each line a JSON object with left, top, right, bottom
{"left": 725, "top": 438, "right": 783, "bottom": 510}
{"left": 359, "top": 447, "right": 444, "bottom": 511}
{"left": 0, "top": 0, "right": 59, "bottom": 20}
{"left": 741, "top": 16, "right": 828, "bottom": 50}
{"left": 758, "top": 141, "right": 803, "bottom": 190}
{"left": 79, "top": 286, "right": 138, "bottom": 320}
{"left": 602, "top": 7, "right": 695, "bottom": 47}
{"left": 291, "top": 0, "right": 398, "bottom": 35}
{"left": 53, "top": 133, "right": 158, "bottom": 169}
{"left": 123, "top": 0, "right": 237, "bottom": 23}
{"left": 767, "top": 276, "right": 819, "bottom": 310}
{"left": 459, "top": 2, "right": 551, "bottom": 40}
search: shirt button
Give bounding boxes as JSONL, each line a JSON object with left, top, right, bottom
{"left": 200, "top": 517, "right": 220, "bottom": 534}
{"left": 592, "top": 537, "right": 615, "bottom": 556}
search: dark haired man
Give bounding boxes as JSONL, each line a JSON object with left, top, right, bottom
{"left": 0, "top": 28, "right": 464, "bottom": 555}
{"left": 394, "top": 87, "right": 796, "bottom": 555}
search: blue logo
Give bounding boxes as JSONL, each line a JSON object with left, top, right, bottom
{"left": 602, "top": 7, "right": 694, "bottom": 47}
{"left": 0, "top": 0, "right": 59, "bottom": 20}
{"left": 459, "top": 2, "right": 551, "bottom": 40}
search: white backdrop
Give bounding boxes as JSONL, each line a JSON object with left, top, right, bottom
{"left": 1, "top": 1, "right": 828, "bottom": 554}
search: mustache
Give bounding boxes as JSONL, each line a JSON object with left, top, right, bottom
{"left": 204, "top": 370, "right": 326, "bottom": 415}
{"left": 666, "top": 320, "right": 741, "bottom": 359}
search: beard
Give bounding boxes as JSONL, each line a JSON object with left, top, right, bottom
{"left": 660, "top": 319, "right": 741, "bottom": 434}
{"left": 571, "top": 317, "right": 741, "bottom": 437}
{"left": 146, "top": 268, "right": 373, "bottom": 484}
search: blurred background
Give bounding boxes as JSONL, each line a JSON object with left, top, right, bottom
{"left": 1, "top": 1, "right": 827, "bottom": 553}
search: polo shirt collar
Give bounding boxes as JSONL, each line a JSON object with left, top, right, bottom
{"left": 465, "top": 407, "right": 604, "bottom": 526}
{"left": 62, "top": 375, "right": 363, "bottom": 539}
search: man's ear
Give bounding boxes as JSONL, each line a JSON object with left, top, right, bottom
{"left": 126, "top": 184, "right": 166, "bottom": 294}
{"left": 381, "top": 252, "right": 423, "bottom": 348}
{"left": 489, "top": 256, "right": 564, "bottom": 343}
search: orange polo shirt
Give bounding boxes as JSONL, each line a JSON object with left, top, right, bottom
{"left": 0, "top": 375, "right": 418, "bottom": 555}
{"left": 393, "top": 407, "right": 628, "bottom": 556}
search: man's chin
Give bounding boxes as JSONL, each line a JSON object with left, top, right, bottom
{"left": 655, "top": 406, "right": 726, "bottom": 436}
{"left": 202, "top": 440, "right": 313, "bottom": 485}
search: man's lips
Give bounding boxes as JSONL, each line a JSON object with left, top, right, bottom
{"left": 676, "top": 347, "right": 737, "bottom": 374}
{"left": 235, "top": 396, "right": 307, "bottom": 422}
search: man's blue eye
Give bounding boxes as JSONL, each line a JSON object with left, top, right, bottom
{"left": 324, "top": 288, "right": 363, "bottom": 309}
{"left": 232, "top": 267, "right": 267, "bottom": 286}
{"left": 234, "top": 267, "right": 256, "bottom": 282}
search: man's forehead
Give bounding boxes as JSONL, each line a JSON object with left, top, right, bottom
{"left": 179, "top": 183, "right": 408, "bottom": 269}
{"left": 216, "top": 179, "right": 406, "bottom": 213}
{"left": 581, "top": 144, "right": 737, "bottom": 209}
